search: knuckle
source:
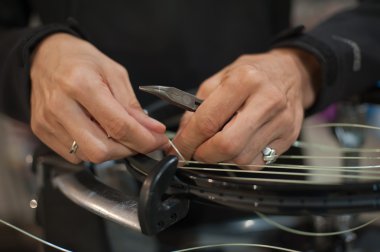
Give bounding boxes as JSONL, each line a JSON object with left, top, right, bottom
{"left": 232, "top": 155, "right": 252, "bottom": 166}
{"left": 234, "top": 64, "right": 258, "bottom": 80}
{"left": 237, "top": 54, "right": 249, "bottom": 61}
{"left": 138, "top": 138, "right": 163, "bottom": 154}
{"left": 194, "top": 147, "right": 223, "bottom": 164}
{"left": 236, "top": 54, "right": 257, "bottom": 63}
{"left": 282, "top": 111, "right": 300, "bottom": 141}
{"left": 217, "top": 137, "right": 240, "bottom": 158}
{"left": 62, "top": 67, "right": 88, "bottom": 94}
{"left": 66, "top": 67, "right": 84, "bottom": 84}
{"left": 30, "top": 119, "right": 42, "bottom": 135}
{"left": 114, "top": 64, "right": 129, "bottom": 77}
{"left": 87, "top": 144, "right": 110, "bottom": 164}
{"left": 197, "top": 83, "right": 209, "bottom": 97}
{"left": 128, "top": 99, "right": 142, "bottom": 110}
{"left": 289, "top": 124, "right": 301, "bottom": 142}
{"left": 195, "top": 116, "right": 221, "bottom": 138}
{"left": 193, "top": 152, "right": 208, "bottom": 163}
{"left": 30, "top": 114, "right": 46, "bottom": 136}
{"left": 197, "top": 80, "right": 215, "bottom": 97}
{"left": 225, "top": 65, "right": 260, "bottom": 91}
{"left": 107, "top": 118, "right": 129, "bottom": 140}
{"left": 268, "top": 88, "right": 287, "bottom": 110}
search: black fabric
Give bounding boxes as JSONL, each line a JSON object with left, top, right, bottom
{"left": 273, "top": 1, "right": 380, "bottom": 114}
{"left": 0, "top": 1, "right": 83, "bottom": 122}
{"left": 1, "top": 1, "right": 380, "bottom": 123}
{"left": 0, "top": 0, "right": 291, "bottom": 123}
{"left": 273, "top": 25, "right": 339, "bottom": 91}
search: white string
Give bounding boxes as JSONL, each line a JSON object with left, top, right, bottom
{"left": 207, "top": 176, "right": 338, "bottom": 185}
{"left": 0, "top": 218, "right": 72, "bottom": 252}
{"left": 303, "top": 122, "right": 380, "bottom": 131}
{"left": 279, "top": 154, "right": 380, "bottom": 160}
{"left": 182, "top": 160, "right": 380, "bottom": 173}
{"left": 165, "top": 130, "right": 380, "bottom": 184}
{"left": 293, "top": 140, "right": 380, "bottom": 153}
{"left": 172, "top": 243, "right": 300, "bottom": 252}
{"left": 3, "top": 123, "right": 375, "bottom": 252}
{"left": 165, "top": 122, "right": 380, "bottom": 172}
{"left": 255, "top": 211, "right": 380, "bottom": 237}
{"left": 168, "top": 139, "right": 187, "bottom": 163}
{"left": 179, "top": 166, "right": 380, "bottom": 180}
{"left": 184, "top": 160, "right": 380, "bottom": 170}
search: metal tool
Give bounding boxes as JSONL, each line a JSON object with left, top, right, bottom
{"left": 35, "top": 152, "right": 189, "bottom": 235}
{"left": 139, "top": 86, "right": 202, "bottom": 112}
{"left": 140, "top": 85, "right": 236, "bottom": 129}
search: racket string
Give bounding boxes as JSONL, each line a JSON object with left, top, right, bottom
{"left": 167, "top": 123, "right": 380, "bottom": 184}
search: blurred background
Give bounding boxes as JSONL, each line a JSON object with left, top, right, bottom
{"left": 1, "top": 0, "right": 371, "bottom": 251}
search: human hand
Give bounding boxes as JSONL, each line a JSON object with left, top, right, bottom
{"left": 172, "top": 48, "right": 320, "bottom": 166}
{"left": 30, "top": 33, "right": 168, "bottom": 163}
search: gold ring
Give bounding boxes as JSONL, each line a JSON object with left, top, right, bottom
{"left": 69, "top": 141, "right": 79, "bottom": 154}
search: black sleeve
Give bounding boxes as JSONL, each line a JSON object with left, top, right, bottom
{"left": 273, "top": 0, "right": 380, "bottom": 115}
{"left": 0, "top": 0, "right": 82, "bottom": 123}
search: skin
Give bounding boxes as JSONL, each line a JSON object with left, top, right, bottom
{"left": 30, "top": 33, "right": 168, "bottom": 163}
{"left": 30, "top": 33, "right": 320, "bottom": 166}
{"left": 172, "top": 48, "right": 320, "bottom": 167}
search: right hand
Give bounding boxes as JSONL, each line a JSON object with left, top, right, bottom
{"left": 30, "top": 33, "right": 168, "bottom": 164}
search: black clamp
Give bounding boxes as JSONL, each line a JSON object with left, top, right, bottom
{"left": 138, "top": 155, "right": 190, "bottom": 235}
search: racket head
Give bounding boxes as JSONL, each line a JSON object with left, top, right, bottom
{"left": 126, "top": 100, "right": 380, "bottom": 215}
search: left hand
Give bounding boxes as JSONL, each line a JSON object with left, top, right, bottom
{"left": 172, "top": 48, "right": 320, "bottom": 167}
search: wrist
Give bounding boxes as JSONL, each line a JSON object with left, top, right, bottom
{"left": 270, "top": 48, "right": 321, "bottom": 109}
{"left": 31, "top": 33, "right": 70, "bottom": 63}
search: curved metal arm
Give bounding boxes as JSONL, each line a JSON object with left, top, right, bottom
{"left": 53, "top": 170, "right": 141, "bottom": 232}
{"left": 51, "top": 155, "right": 189, "bottom": 235}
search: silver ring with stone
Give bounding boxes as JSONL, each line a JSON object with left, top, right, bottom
{"left": 262, "top": 146, "right": 277, "bottom": 164}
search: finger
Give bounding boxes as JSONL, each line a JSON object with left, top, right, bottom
{"left": 168, "top": 65, "right": 233, "bottom": 156}
{"left": 176, "top": 111, "right": 193, "bottom": 134}
{"left": 230, "top": 130, "right": 283, "bottom": 167}
{"left": 196, "top": 72, "right": 224, "bottom": 99}
{"left": 173, "top": 73, "right": 251, "bottom": 159}
{"left": 245, "top": 111, "right": 303, "bottom": 167}
{"left": 66, "top": 74, "right": 168, "bottom": 152}
{"left": 31, "top": 107, "right": 86, "bottom": 163}
{"left": 46, "top": 136, "right": 83, "bottom": 164}
{"left": 35, "top": 127, "right": 83, "bottom": 164}
{"left": 49, "top": 121, "right": 90, "bottom": 161}
{"left": 54, "top": 98, "right": 141, "bottom": 163}
{"left": 193, "top": 112, "right": 276, "bottom": 164}
{"left": 102, "top": 64, "right": 166, "bottom": 133}
{"left": 230, "top": 109, "right": 302, "bottom": 167}
{"left": 246, "top": 138, "right": 290, "bottom": 168}
{"left": 128, "top": 107, "right": 166, "bottom": 134}
{"left": 190, "top": 82, "right": 285, "bottom": 163}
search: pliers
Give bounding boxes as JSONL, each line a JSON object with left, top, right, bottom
{"left": 139, "top": 86, "right": 202, "bottom": 112}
